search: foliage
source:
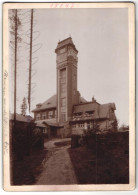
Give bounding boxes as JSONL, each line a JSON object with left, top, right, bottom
{"left": 111, "top": 118, "right": 118, "bottom": 131}
{"left": 21, "top": 97, "right": 27, "bottom": 116}
{"left": 119, "top": 124, "right": 129, "bottom": 131}
{"left": 9, "top": 9, "right": 22, "bottom": 46}
{"left": 83, "top": 122, "right": 101, "bottom": 136}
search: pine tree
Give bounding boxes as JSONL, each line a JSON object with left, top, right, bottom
{"left": 21, "top": 97, "right": 27, "bottom": 116}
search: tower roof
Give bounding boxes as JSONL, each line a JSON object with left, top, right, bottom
{"left": 55, "top": 37, "right": 78, "bottom": 53}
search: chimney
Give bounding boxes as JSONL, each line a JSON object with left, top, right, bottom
{"left": 92, "top": 96, "right": 96, "bottom": 103}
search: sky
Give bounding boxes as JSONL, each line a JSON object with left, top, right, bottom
{"left": 9, "top": 8, "right": 129, "bottom": 126}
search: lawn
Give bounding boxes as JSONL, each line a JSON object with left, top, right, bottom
{"left": 12, "top": 148, "right": 48, "bottom": 185}
{"left": 68, "top": 141, "right": 129, "bottom": 184}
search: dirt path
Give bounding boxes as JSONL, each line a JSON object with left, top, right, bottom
{"left": 36, "top": 138, "right": 77, "bottom": 185}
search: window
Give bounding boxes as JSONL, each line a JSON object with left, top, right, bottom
{"left": 36, "top": 113, "right": 41, "bottom": 121}
{"left": 73, "top": 124, "right": 76, "bottom": 128}
{"left": 81, "top": 123, "right": 84, "bottom": 127}
{"left": 61, "top": 98, "right": 66, "bottom": 106}
{"left": 42, "top": 112, "right": 46, "bottom": 120}
{"left": 61, "top": 83, "right": 66, "bottom": 93}
{"left": 86, "top": 111, "right": 94, "bottom": 115}
{"left": 48, "top": 110, "right": 53, "bottom": 119}
{"left": 87, "top": 122, "right": 90, "bottom": 129}
{"left": 72, "top": 124, "right": 76, "bottom": 128}
{"left": 61, "top": 113, "right": 66, "bottom": 122}
{"left": 55, "top": 110, "right": 56, "bottom": 118}
{"left": 85, "top": 111, "right": 94, "bottom": 117}
{"left": 74, "top": 112, "right": 82, "bottom": 118}
{"left": 59, "top": 48, "right": 66, "bottom": 54}
{"left": 60, "top": 69, "right": 66, "bottom": 83}
{"left": 60, "top": 69, "right": 66, "bottom": 78}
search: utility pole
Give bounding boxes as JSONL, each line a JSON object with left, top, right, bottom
{"left": 28, "top": 9, "right": 33, "bottom": 113}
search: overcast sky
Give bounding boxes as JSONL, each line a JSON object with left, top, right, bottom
{"left": 9, "top": 8, "right": 129, "bottom": 126}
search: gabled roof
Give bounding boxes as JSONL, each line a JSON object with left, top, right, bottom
{"left": 99, "top": 103, "right": 116, "bottom": 119}
{"left": 32, "top": 94, "right": 87, "bottom": 112}
{"left": 32, "top": 95, "right": 57, "bottom": 112}
{"left": 10, "top": 113, "right": 34, "bottom": 122}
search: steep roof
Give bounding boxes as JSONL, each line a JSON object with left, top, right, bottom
{"left": 10, "top": 113, "right": 34, "bottom": 122}
{"left": 32, "top": 95, "right": 56, "bottom": 112}
{"left": 32, "top": 94, "right": 87, "bottom": 112}
{"left": 99, "top": 103, "right": 116, "bottom": 118}
{"left": 73, "top": 102, "right": 116, "bottom": 120}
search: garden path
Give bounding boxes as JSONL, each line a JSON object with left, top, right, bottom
{"left": 36, "top": 138, "right": 77, "bottom": 185}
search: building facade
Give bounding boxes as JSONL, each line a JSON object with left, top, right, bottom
{"left": 71, "top": 97, "right": 116, "bottom": 135}
{"left": 32, "top": 37, "right": 117, "bottom": 137}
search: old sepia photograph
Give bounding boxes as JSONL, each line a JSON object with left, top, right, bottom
{"left": 3, "top": 2, "right": 135, "bottom": 191}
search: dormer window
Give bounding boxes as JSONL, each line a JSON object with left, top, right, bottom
{"left": 36, "top": 103, "right": 42, "bottom": 108}
{"left": 73, "top": 112, "right": 82, "bottom": 118}
{"left": 85, "top": 111, "right": 94, "bottom": 117}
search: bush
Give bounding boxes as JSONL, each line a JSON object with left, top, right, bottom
{"left": 83, "top": 123, "right": 100, "bottom": 136}
{"left": 71, "top": 135, "right": 81, "bottom": 148}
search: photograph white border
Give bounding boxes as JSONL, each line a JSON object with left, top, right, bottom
{"left": 3, "top": 2, "right": 135, "bottom": 191}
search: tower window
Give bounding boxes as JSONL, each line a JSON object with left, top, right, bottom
{"left": 60, "top": 69, "right": 66, "bottom": 83}
{"left": 61, "top": 83, "right": 66, "bottom": 93}
{"left": 61, "top": 113, "right": 66, "bottom": 122}
{"left": 60, "top": 68, "right": 66, "bottom": 78}
{"left": 61, "top": 98, "right": 66, "bottom": 106}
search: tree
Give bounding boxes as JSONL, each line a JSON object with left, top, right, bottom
{"left": 119, "top": 124, "right": 129, "bottom": 131}
{"left": 21, "top": 97, "right": 27, "bottom": 116}
{"left": 111, "top": 118, "right": 118, "bottom": 132}
{"left": 84, "top": 122, "right": 100, "bottom": 136}
{"left": 9, "top": 9, "right": 22, "bottom": 121}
